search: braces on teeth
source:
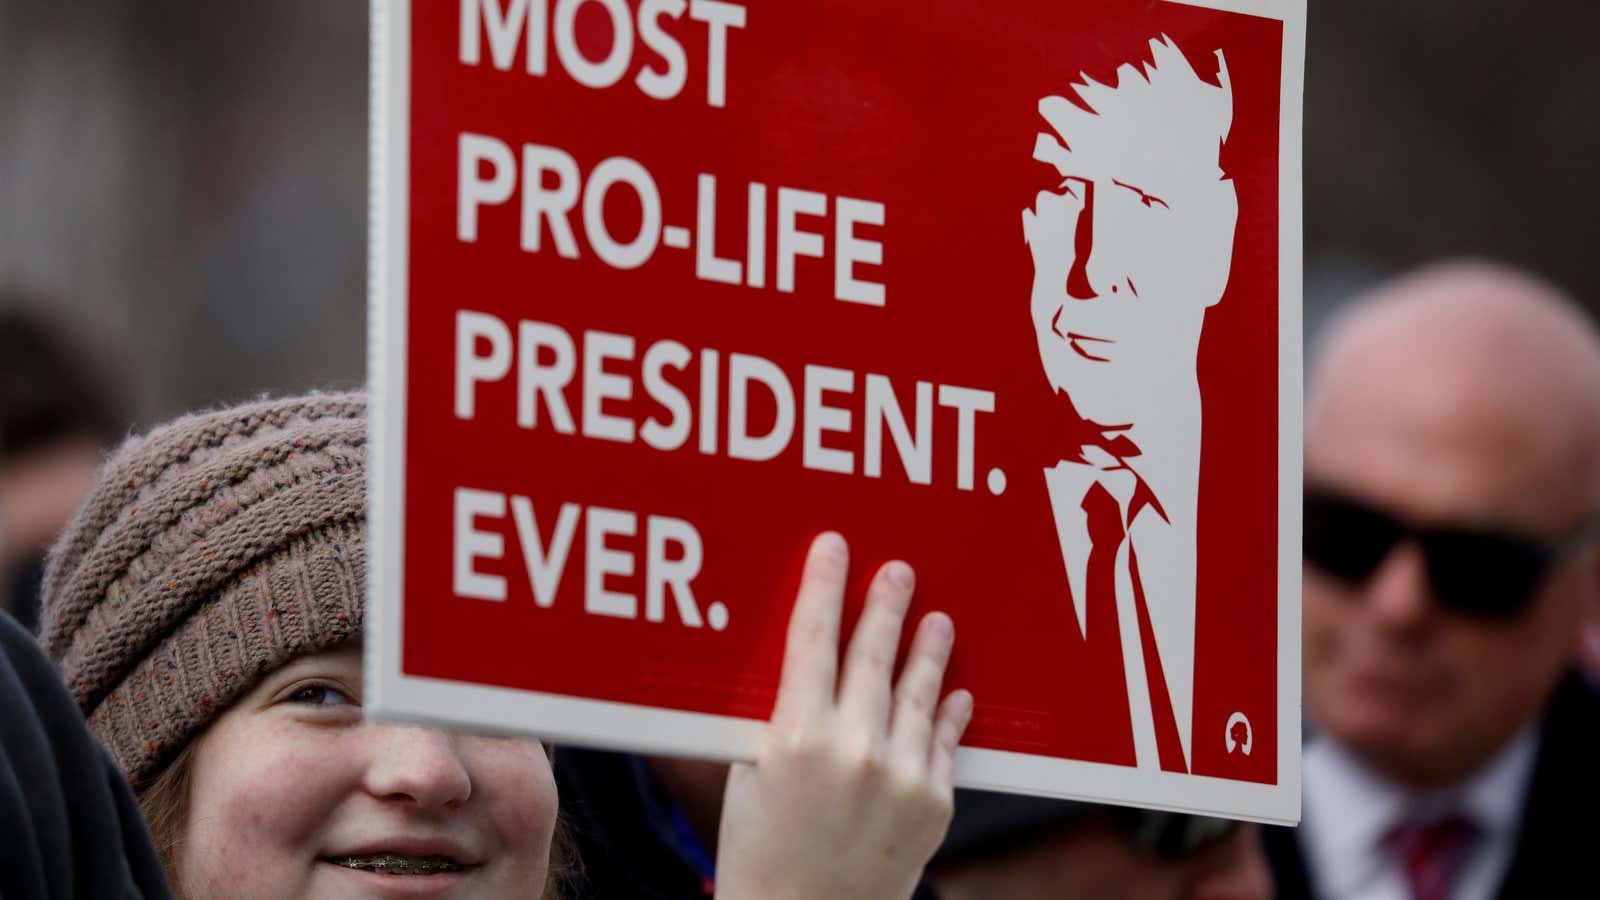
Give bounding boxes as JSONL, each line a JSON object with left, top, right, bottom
{"left": 332, "top": 855, "right": 464, "bottom": 874}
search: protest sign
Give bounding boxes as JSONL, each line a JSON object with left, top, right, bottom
{"left": 369, "top": 0, "right": 1306, "bottom": 822}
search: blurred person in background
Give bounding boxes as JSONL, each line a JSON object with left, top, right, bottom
{"left": 1266, "top": 261, "right": 1600, "bottom": 899}
{"left": 0, "top": 302, "right": 121, "bottom": 632}
{"left": 928, "top": 791, "right": 1270, "bottom": 900}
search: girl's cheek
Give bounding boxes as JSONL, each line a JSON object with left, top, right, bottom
{"left": 465, "top": 738, "right": 560, "bottom": 844}
{"left": 183, "top": 718, "right": 362, "bottom": 889}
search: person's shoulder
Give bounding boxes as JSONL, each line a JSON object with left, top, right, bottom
{"left": 1516, "top": 672, "right": 1598, "bottom": 814}
{"left": 0, "top": 606, "right": 42, "bottom": 663}
{"left": 0, "top": 609, "right": 80, "bottom": 734}
{"left": 1539, "top": 672, "right": 1600, "bottom": 761}
{"left": 1551, "top": 671, "right": 1600, "bottom": 715}
{"left": 1494, "top": 672, "right": 1600, "bottom": 896}
{"left": 0, "top": 610, "right": 173, "bottom": 899}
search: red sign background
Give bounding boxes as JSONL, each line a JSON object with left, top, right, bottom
{"left": 401, "top": 0, "right": 1284, "bottom": 786}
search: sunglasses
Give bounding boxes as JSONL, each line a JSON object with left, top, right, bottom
{"left": 1303, "top": 485, "right": 1600, "bottom": 619}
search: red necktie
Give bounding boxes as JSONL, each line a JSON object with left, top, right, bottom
{"left": 1385, "top": 816, "right": 1479, "bottom": 900}
{"left": 1081, "top": 482, "right": 1188, "bottom": 773}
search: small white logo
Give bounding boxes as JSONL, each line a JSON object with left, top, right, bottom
{"left": 1225, "top": 712, "right": 1253, "bottom": 756}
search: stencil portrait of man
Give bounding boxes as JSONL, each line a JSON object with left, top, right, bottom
{"left": 1022, "top": 36, "right": 1237, "bottom": 774}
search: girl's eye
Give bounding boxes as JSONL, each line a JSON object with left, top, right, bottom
{"left": 288, "top": 685, "right": 354, "bottom": 707}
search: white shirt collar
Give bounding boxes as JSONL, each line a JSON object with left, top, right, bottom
{"left": 1043, "top": 455, "right": 1165, "bottom": 637}
{"left": 1302, "top": 726, "right": 1540, "bottom": 898}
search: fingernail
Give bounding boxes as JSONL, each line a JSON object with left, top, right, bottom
{"left": 886, "top": 560, "right": 915, "bottom": 589}
{"left": 814, "top": 531, "right": 847, "bottom": 559}
{"left": 948, "top": 689, "right": 974, "bottom": 720}
{"left": 926, "top": 611, "right": 953, "bottom": 642}
{"left": 957, "top": 690, "right": 975, "bottom": 723}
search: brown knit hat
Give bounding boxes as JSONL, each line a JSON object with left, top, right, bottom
{"left": 40, "top": 392, "right": 368, "bottom": 790}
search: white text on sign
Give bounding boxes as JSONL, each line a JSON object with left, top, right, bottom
{"left": 460, "top": 0, "right": 747, "bottom": 108}
{"left": 444, "top": 0, "right": 1001, "bottom": 632}
{"left": 457, "top": 137, "right": 887, "bottom": 306}
{"left": 455, "top": 310, "right": 998, "bottom": 490}
{"left": 454, "top": 489, "right": 729, "bottom": 629}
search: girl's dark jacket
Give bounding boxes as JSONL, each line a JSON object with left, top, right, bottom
{"left": 0, "top": 610, "right": 172, "bottom": 899}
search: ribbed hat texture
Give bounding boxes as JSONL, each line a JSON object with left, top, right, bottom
{"left": 40, "top": 393, "right": 368, "bottom": 790}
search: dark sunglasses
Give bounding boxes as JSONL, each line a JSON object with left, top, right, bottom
{"left": 1303, "top": 485, "right": 1600, "bottom": 619}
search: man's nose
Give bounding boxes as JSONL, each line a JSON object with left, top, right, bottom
{"left": 1364, "top": 541, "right": 1436, "bottom": 633}
{"left": 361, "top": 724, "right": 474, "bottom": 810}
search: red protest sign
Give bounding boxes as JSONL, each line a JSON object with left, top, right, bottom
{"left": 370, "top": 0, "right": 1305, "bottom": 822}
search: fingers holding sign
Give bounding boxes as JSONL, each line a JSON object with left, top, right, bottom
{"left": 836, "top": 557, "right": 916, "bottom": 736}
{"left": 771, "top": 531, "right": 850, "bottom": 724}
{"left": 892, "top": 609, "right": 964, "bottom": 793}
{"left": 716, "top": 533, "right": 974, "bottom": 900}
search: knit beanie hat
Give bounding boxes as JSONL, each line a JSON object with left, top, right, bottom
{"left": 40, "top": 393, "right": 368, "bottom": 790}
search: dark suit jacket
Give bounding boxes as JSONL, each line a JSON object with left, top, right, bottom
{"left": 1265, "top": 674, "right": 1600, "bottom": 899}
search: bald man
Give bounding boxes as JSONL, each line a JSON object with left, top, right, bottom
{"left": 1266, "top": 261, "right": 1600, "bottom": 900}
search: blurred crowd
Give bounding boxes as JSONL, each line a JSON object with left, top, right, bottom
{"left": 3, "top": 2, "right": 1599, "bottom": 900}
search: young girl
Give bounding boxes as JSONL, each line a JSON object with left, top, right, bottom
{"left": 39, "top": 392, "right": 972, "bottom": 899}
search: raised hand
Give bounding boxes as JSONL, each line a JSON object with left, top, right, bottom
{"left": 715, "top": 532, "right": 974, "bottom": 900}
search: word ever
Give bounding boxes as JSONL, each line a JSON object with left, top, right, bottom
{"left": 455, "top": 490, "right": 726, "bottom": 628}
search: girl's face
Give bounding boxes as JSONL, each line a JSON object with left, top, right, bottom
{"left": 177, "top": 643, "right": 557, "bottom": 899}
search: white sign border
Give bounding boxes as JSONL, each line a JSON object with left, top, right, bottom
{"left": 367, "top": 0, "right": 1307, "bottom": 825}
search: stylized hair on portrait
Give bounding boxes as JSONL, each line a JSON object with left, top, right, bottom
{"left": 1033, "top": 35, "right": 1233, "bottom": 180}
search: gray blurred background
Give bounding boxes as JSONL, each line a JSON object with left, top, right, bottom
{"left": 2, "top": 0, "right": 1597, "bottom": 426}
